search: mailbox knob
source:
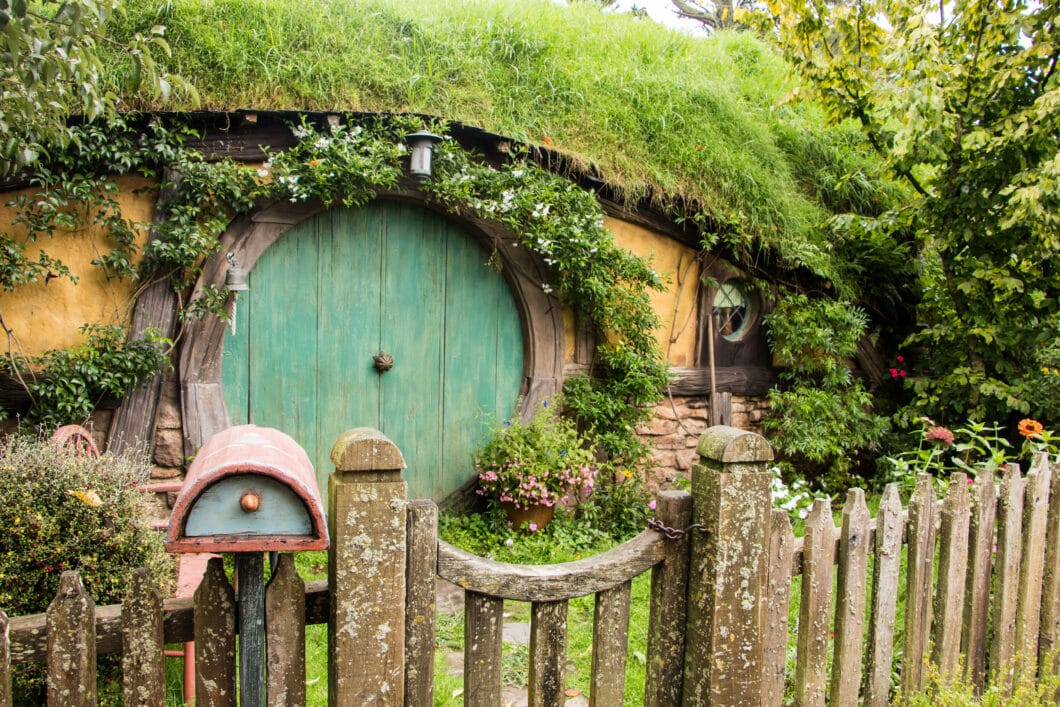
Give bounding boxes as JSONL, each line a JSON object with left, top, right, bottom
{"left": 240, "top": 491, "right": 261, "bottom": 513}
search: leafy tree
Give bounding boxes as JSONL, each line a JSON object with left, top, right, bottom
{"left": 769, "top": 0, "right": 1060, "bottom": 425}
{"left": 0, "top": 0, "right": 193, "bottom": 175}
{"left": 669, "top": 0, "right": 772, "bottom": 32}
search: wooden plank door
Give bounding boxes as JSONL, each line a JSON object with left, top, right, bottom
{"left": 221, "top": 201, "right": 524, "bottom": 502}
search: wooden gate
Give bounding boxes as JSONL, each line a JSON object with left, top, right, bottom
{"left": 221, "top": 201, "right": 525, "bottom": 502}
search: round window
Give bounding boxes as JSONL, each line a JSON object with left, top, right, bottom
{"left": 712, "top": 281, "right": 754, "bottom": 341}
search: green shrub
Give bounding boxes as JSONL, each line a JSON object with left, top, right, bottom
{"left": 0, "top": 434, "right": 174, "bottom": 702}
{"left": 764, "top": 291, "right": 890, "bottom": 490}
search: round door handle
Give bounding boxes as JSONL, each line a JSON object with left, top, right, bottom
{"left": 373, "top": 351, "right": 394, "bottom": 373}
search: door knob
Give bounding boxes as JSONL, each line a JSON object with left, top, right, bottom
{"left": 373, "top": 351, "right": 394, "bottom": 373}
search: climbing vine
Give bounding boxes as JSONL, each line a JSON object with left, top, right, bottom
{"left": 1, "top": 116, "right": 265, "bottom": 425}
{"left": 3, "top": 114, "right": 667, "bottom": 459}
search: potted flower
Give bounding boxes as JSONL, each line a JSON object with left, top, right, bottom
{"left": 474, "top": 400, "right": 597, "bottom": 530}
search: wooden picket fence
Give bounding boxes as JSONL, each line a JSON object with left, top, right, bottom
{"left": 2, "top": 425, "right": 1060, "bottom": 705}
{"left": 770, "top": 453, "right": 1060, "bottom": 706}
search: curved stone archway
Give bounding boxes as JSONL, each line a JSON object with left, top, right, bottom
{"left": 178, "top": 189, "right": 566, "bottom": 459}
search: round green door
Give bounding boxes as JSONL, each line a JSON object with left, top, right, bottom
{"left": 221, "top": 201, "right": 525, "bottom": 502}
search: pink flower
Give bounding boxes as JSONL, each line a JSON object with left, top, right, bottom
{"left": 896, "top": 355, "right": 904, "bottom": 363}
{"left": 528, "top": 523, "right": 538, "bottom": 532}
{"left": 649, "top": 499, "right": 657, "bottom": 511}
{"left": 925, "top": 426, "right": 955, "bottom": 447}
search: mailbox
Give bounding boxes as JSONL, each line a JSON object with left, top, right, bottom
{"left": 166, "top": 424, "right": 329, "bottom": 553}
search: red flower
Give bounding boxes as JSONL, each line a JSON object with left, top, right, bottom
{"left": 890, "top": 368, "right": 899, "bottom": 378}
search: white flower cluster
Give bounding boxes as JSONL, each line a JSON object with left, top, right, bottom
{"left": 277, "top": 174, "right": 307, "bottom": 203}
{"left": 770, "top": 472, "right": 816, "bottom": 519}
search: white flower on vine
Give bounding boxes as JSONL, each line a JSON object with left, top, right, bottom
{"left": 542, "top": 283, "right": 553, "bottom": 294}
{"left": 531, "top": 203, "right": 551, "bottom": 219}
{"left": 292, "top": 125, "right": 311, "bottom": 139}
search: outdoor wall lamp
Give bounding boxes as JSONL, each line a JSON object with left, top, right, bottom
{"left": 405, "top": 130, "right": 442, "bottom": 181}
{"left": 224, "top": 252, "right": 249, "bottom": 334}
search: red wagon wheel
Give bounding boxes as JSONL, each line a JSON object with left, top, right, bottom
{"left": 49, "top": 424, "right": 101, "bottom": 459}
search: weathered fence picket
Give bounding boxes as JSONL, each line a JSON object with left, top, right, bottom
{"left": 404, "top": 499, "right": 439, "bottom": 706}
{"left": 863, "top": 483, "right": 902, "bottom": 706}
{"left": 121, "top": 568, "right": 165, "bottom": 707}
{"left": 264, "top": 553, "right": 306, "bottom": 707}
{"left": 1017, "top": 455, "right": 1052, "bottom": 677}
{"left": 830, "top": 488, "right": 869, "bottom": 704}
{"left": 463, "top": 591, "right": 504, "bottom": 706}
{"left": 1042, "top": 464, "right": 1060, "bottom": 669}
{"left": 193, "top": 557, "right": 236, "bottom": 707}
{"left": 933, "top": 473, "right": 971, "bottom": 681}
{"left": 5, "top": 426, "right": 1060, "bottom": 706}
{"left": 644, "top": 490, "right": 691, "bottom": 707}
{"left": 963, "top": 469, "right": 997, "bottom": 688}
{"left": 761, "top": 509, "right": 794, "bottom": 706}
{"left": 902, "top": 475, "right": 937, "bottom": 694}
{"left": 795, "top": 497, "right": 835, "bottom": 707}
{"left": 528, "top": 600, "right": 567, "bottom": 706}
{"left": 589, "top": 581, "right": 631, "bottom": 706}
{"left": 992, "top": 463, "right": 1025, "bottom": 686}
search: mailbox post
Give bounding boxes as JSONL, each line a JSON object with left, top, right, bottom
{"left": 166, "top": 425, "right": 330, "bottom": 707}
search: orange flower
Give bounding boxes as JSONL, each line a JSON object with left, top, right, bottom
{"left": 308, "top": 159, "right": 322, "bottom": 167}
{"left": 1018, "top": 418, "right": 1044, "bottom": 438}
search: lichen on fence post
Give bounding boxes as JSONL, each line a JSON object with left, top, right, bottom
{"left": 328, "top": 427, "right": 408, "bottom": 706}
{"left": 681, "top": 425, "right": 774, "bottom": 706}
{"left": 46, "top": 571, "right": 97, "bottom": 706}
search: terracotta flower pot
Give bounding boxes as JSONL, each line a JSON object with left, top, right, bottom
{"left": 501, "top": 501, "right": 555, "bottom": 531}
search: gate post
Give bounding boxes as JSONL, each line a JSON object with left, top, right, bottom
{"left": 682, "top": 425, "right": 774, "bottom": 706}
{"left": 328, "top": 428, "right": 408, "bottom": 706}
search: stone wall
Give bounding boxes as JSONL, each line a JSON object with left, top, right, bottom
{"left": 638, "top": 395, "right": 769, "bottom": 491}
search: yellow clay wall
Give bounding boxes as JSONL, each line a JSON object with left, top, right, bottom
{"left": 0, "top": 175, "right": 156, "bottom": 358}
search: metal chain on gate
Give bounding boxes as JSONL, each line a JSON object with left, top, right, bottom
{"left": 647, "top": 517, "right": 707, "bottom": 540}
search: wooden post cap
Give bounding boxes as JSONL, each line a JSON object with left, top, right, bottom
{"left": 330, "top": 427, "right": 407, "bottom": 472}
{"left": 696, "top": 425, "right": 774, "bottom": 463}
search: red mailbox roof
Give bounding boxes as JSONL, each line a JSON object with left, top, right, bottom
{"left": 166, "top": 425, "right": 330, "bottom": 553}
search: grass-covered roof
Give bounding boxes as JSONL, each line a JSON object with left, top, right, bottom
{"left": 107, "top": 0, "right": 901, "bottom": 290}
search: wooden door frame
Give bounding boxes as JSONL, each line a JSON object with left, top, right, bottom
{"left": 178, "top": 189, "right": 565, "bottom": 458}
